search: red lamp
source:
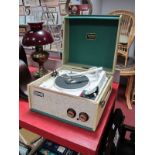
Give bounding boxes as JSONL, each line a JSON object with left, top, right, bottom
{"left": 22, "top": 22, "right": 54, "bottom": 78}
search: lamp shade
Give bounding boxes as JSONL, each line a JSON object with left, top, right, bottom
{"left": 22, "top": 22, "right": 54, "bottom": 46}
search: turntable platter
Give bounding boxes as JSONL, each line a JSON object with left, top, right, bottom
{"left": 55, "top": 74, "right": 89, "bottom": 89}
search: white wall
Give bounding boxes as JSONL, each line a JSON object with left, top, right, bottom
{"left": 101, "top": 0, "right": 135, "bottom": 14}
{"left": 91, "top": 0, "right": 102, "bottom": 15}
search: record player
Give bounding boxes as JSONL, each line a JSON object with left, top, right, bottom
{"left": 28, "top": 15, "right": 121, "bottom": 131}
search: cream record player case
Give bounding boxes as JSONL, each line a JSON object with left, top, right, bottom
{"left": 28, "top": 15, "right": 121, "bottom": 131}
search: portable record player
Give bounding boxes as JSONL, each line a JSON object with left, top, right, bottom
{"left": 28, "top": 15, "right": 121, "bottom": 131}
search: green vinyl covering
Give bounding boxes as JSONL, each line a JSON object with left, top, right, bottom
{"left": 65, "top": 15, "right": 120, "bottom": 71}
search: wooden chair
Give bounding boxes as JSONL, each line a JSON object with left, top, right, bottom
{"left": 109, "top": 10, "right": 135, "bottom": 67}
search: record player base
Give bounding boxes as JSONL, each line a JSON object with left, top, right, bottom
{"left": 19, "top": 82, "right": 119, "bottom": 155}
{"left": 28, "top": 70, "right": 112, "bottom": 131}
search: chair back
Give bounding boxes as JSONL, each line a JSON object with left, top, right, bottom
{"left": 19, "top": 43, "right": 28, "bottom": 66}
{"left": 19, "top": 44, "right": 32, "bottom": 99}
{"left": 110, "top": 10, "right": 135, "bottom": 48}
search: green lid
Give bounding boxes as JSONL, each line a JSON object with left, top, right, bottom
{"left": 63, "top": 15, "right": 120, "bottom": 73}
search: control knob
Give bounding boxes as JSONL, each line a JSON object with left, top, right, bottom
{"left": 67, "top": 108, "right": 76, "bottom": 118}
{"left": 79, "top": 112, "right": 89, "bottom": 122}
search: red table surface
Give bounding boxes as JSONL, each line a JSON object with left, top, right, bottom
{"left": 19, "top": 75, "right": 118, "bottom": 155}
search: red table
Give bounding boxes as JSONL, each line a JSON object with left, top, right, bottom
{"left": 19, "top": 82, "right": 118, "bottom": 155}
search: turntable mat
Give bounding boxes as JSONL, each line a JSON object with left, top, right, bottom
{"left": 55, "top": 75, "right": 89, "bottom": 89}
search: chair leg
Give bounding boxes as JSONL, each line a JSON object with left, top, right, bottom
{"left": 125, "top": 76, "right": 134, "bottom": 110}
{"left": 124, "top": 56, "right": 128, "bottom": 67}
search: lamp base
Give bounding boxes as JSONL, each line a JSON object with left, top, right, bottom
{"left": 31, "top": 46, "right": 49, "bottom": 78}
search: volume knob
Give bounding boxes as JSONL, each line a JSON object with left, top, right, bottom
{"left": 67, "top": 108, "right": 76, "bottom": 118}
{"left": 79, "top": 112, "right": 89, "bottom": 122}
